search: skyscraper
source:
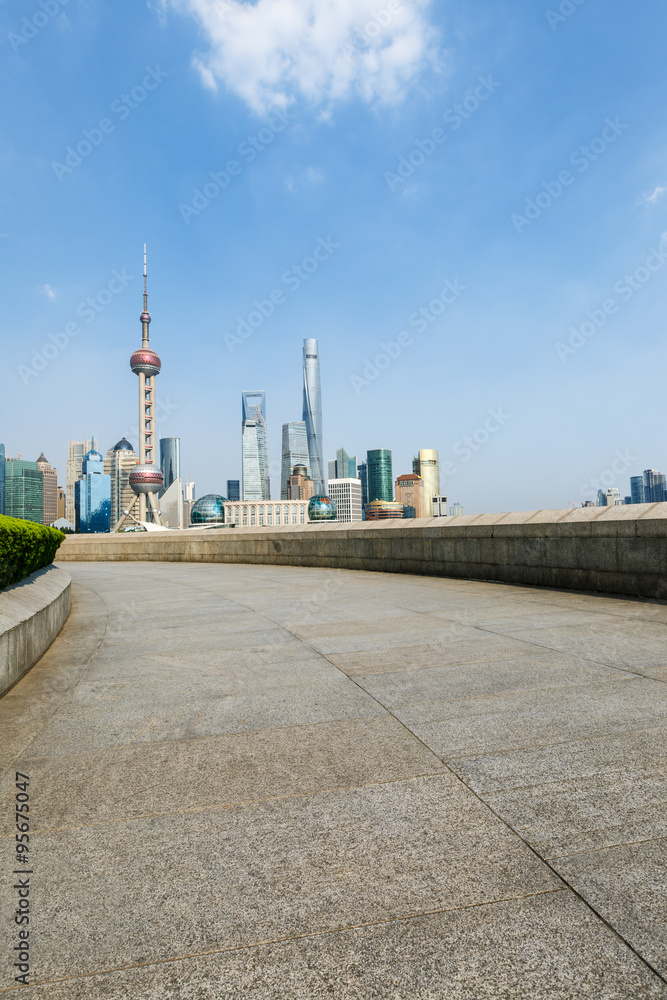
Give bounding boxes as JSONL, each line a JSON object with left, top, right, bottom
{"left": 226, "top": 480, "right": 240, "bottom": 502}
{"left": 630, "top": 476, "right": 645, "bottom": 504}
{"left": 281, "top": 422, "right": 310, "bottom": 499}
{"left": 0, "top": 443, "right": 5, "bottom": 515}
{"left": 302, "top": 339, "right": 324, "bottom": 494}
{"left": 328, "top": 448, "right": 356, "bottom": 481}
{"left": 367, "top": 449, "right": 393, "bottom": 502}
{"left": 327, "top": 478, "right": 363, "bottom": 522}
{"left": 127, "top": 245, "right": 164, "bottom": 523}
{"left": 75, "top": 447, "right": 111, "bottom": 532}
{"left": 413, "top": 449, "right": 440, "bottom": 517}
{"left": 104, "top": 438, "right": 137, "bottom": 529}
{"left": 395, "top": 474, "right": 425, "bottom": 518}
{"left": 242, "top": 391, "right": 270, "bottom": 500}
{"left": 4, "top": 458, "right": 43, "bottom": 523}
{"left": 160, "top": 437, "right": 181, "bottom": 491}
{"left": 358, "top": 461, "right": 368, "bottom": 506}
{"left": 36, "top": 453, "right": 58, "bottom": 525}
{"left": 65, "top": 438, "right": 92, "bottom": 523}
{"left": 287, "top": 464, "right": 315, "bottom": 501}
{"left": 644, "top": 469, "right": 666, "bottom": 503}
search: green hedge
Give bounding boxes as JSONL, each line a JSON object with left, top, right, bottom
{"left": 0, "top": 515, "right": 66, "bottom": 590}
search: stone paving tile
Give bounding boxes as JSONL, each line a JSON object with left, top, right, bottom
{"left": 0, "top": 717, "right": 445, "bottom": 832}
{"left": 355, "top": 653, "right": 627, "bottom": 709}
{"left": 327, "top": 632, "right": 536, "bottom": 676}
{"left": 555, "top": 838, "right": 667, "bottom": 979}
{"left": 301, "top": 621, "right": 500, "bottom": 655}
{"left": 502, "top": 619, "right": 667, "bottom": 669}
{"left": 451, "top": 727, "right": 667, "bottom": 793}
{"left": 12, "top": 892, "right": 667, "bottom": 999}
{"left": 396, "top": 678, "right": 667, "bottom": 759}
{"left": 5, "top": 776, "right": 559, "bottom": 983}
{"left": 484, "top": 767, "right": 667, "bottom": 857}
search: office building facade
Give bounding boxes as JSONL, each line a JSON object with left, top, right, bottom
{"left": 36, "top": 453, "right": 58, "bottom": 525}
{"left": 630, "top": 476, "right": 645, "bottom": 504}
{"left": 224, "top": 500, "right": 311, "bottom": 527}
{"left": 160, "top": 437, "right": 181, "bottom": 491}
{"left": 4, "top": 458, "right": 43, "bottom": 523}
{"left": 226, "top": 480, "right": 240, "bottom": 502}
{"left": 75, "top": 447, "right": 111, "bottom": 533}
{"left": 328, "top": 448, "right": 357, "bottom": 481}
{"left": 65, "top": 438, "right": 93, "bottom": 523}
{"left": 0, "top": 443, "right": 4, "bottom": 515}
{"left": 242, "top": 391, "right": 270, "bottom": 500}
{"left": 431, "top": 495, "right": 448, "bottom": 517}
{"left": 365, "top": 499, "right": 404, "bottom": 520}
{"left": 358, "top": 461, "right": 368, "bottom": 506}
{"left": 104, "top": 438, "right": 138, "bottom": 529}
{"left": 287, "top": 464, "right": 315, "bottom": 501}
{"left": 367, "top": 449, "right": 393, "bottom": 503}
{"left": 302, "top": 339, "right": 324, "bottom": 494}
{"left": 413, "top": 449, "right": 440, "bottom": 517}
{"left": 328, "top": 478, "right": 363, "bottom": 522}
{"left": 281, "top": 422, "right": 310, "bottom": 499}
{"left": 450, "top": 503, "right": 464, "bottom": 517}
{"left": 644, "top": 469, "right": 666, "bottom": 503}
{"left": 395, "top": 474, "right": 425, "bottom": 518}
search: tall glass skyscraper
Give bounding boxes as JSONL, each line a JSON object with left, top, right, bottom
{"left": 4, "top": 458, "right": 43, "bottom": 523}
{"left": 413, "top": 449, "right": 440, "bottom": 517}
{"left": 367, "top": 449, "right": 393, "bottom": 503}
{"left": 302, "top": 339, "right": 324, "bottom": 494}
{"left": 160, "top": 437, "right": 181, "bottom": 490}
{"left": 643, "top": 469, "right": 666, "bottom": 503}
{"left": 226, "top": 480, "right": 240, "bottom": 502}
{"left": 328, "top": 448, "right": 357, "bottom": 481}
{"left": 75, "top": 447, "right": 111, "bottom": 533}
{"left": 358, "top": 461, "right": 368, "bottom": 506}
{"left": 281, "top": 421, "right": 310, "bottom": 499}
{"left": 242, "top": 391, "right": 270, "bottom": 500}
{"left": 0, "top": 443, "right": 5, "bottom": 515}
{"left": 630, "top": 476, "right": 645, "bottom": 504}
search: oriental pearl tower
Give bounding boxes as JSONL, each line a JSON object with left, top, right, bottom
{"left": 128, "top": 245, "right": 164, "bottom": 523}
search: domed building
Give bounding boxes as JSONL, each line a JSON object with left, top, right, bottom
{"left": 190, "top": 494, "right": 227, "bottom": 526}
{"left": 307, "top": 495, "right": 337, "bottom": 522}
{"left": 105, "top": 438, "right": 138, "bottom": 530}
{"left": 75, "top": 447, "right": 111, "bottom": 534}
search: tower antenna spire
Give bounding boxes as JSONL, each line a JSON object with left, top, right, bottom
{"left": 143, "top": 242, "right": 148, "bottom": 312}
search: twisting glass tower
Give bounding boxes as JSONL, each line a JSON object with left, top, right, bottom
{"left": 128, "top": 245, "right": 164, "bottom": 523}
{"left": 302, "top": 339, "right": 324, "bottom": 494}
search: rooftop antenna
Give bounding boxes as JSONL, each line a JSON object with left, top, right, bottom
{"left": 143, "top": 242, "right": 148, "bottom": 312}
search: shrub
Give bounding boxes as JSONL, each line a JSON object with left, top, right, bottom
{"left": 0, "top": 515, "right": 66, "bottom": 590}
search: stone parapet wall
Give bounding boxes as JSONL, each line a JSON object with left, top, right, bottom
{"left": 56, "top": 503, "right": 667, "bottom": 601}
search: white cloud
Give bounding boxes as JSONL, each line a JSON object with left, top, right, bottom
{"left": 162, "top": 0, "right": 438, "bottom": 114}
{"left": 640, "top": 184, "right": 667, "bottom": 206}
{"left": 41, "top": 283, "right": 56, "bottom": 301}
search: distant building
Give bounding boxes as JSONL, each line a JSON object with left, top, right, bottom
{"left": 281, "top": 422, "right": 309, "bottom": 499}
{"left": 160, "top": 437, "right": 181, "bottom": 491}
{"left": 160, "top": 479, "right": 184, "bottom": 528}
{"left": 395, "top": 474, "right": 425, "bottom": 518}
{"left": 624, "top": 496, "right": 632, "bottom": 506}
{"left": 358, "top": 461, "right": 368, "bottom": 506}
{"left": 184, "top": 481, "right": 195, "bottom": 527}
{"left": 644, "top": 469, "right": 666, "bottom": 503}
{"left": 597, "top": 488, "right": 622, "bottom": 507}
{"left": 57, "top": 486, "right": 66, "bottom": 521}
{"left": 302, "top": 339, "right": 324, "bottom": 494}
{"left": 287, "top": 464, "right": 315, "bottom": 501}
{"left": 4, "top": 458, "right": 43, "bottom": 523}
{"left": 450, "top": 503, "right": 464, "bottom": 517}
{"left": 224, "top": 500, "right": 310, "bottom": 527}
{"left": 185, "top": 481, "right": 195, "bottom": 501}
{"left": 328, "top": 448, "right": 357, "bottom": 481}
{"left": 413, "top": 450, "right": 440, "bottom": 517}
{"left": 328, "top": 478, "right": 362, "bottom": 522}
{"left": 226, "top": 480, "right": 240, "bottom": 502}
{"left": 365, "top": 499, "right": 404, "bottom": 520}
{"left": 36, "top": 453, "right": 58, "bottom": 526}
{"left": 242, "top": 391, "right": 270, "bottom": 500}
{"left": 104, "top": 438, "right": 137, "bottom": 530}
{"left": 0, "top": 443, "right": 4, "bottom": 515}
{"left": 367, "top": 449, "right": 393, "bottom": 503}
{"left": 431, "top": 495, "right": 448, "bottom": 517}
{"left": 65, "top": 438, "right": 93, "bottom": 524}
{"left": 75, "top": 447, "right": 111, "bottom": 533}
{"left": 630, "top": 476, "right": 645, "bottom": 504}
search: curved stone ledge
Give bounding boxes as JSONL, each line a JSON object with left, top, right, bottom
{"left": 56, "top": 502, "right": 667, "bottom": 601}
{"left": 0, "top": 565, "right": 71, "bottom": 697}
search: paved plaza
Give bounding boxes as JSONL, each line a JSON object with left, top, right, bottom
{"left": 2, "top": 561, "right": 667, "bottom": 998}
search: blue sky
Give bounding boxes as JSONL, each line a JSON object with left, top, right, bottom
{"left": 2, "top": 0, "right": 667, "bottom": 512}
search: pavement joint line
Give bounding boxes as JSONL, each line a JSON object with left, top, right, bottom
{"left": 0, "top": 769, "right": 453, "bottom": 839}
{"left": 546, "top": 832, "right": 667, "bottom": 862}
{"left": 454, "top": 761, "right": 667, "bottom": 797}
{"left": 0, "top": 887, "right": 568, "bottom": 994}
{"left": 0, "top": 581, "right": 109, "bottom": 783}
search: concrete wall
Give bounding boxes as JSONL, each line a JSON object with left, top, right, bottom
{"left": 0, "top": 566, "right": 71, "bottom": 697}
{"left": 56, "top": 503, "right": 667, "bottom": 601}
